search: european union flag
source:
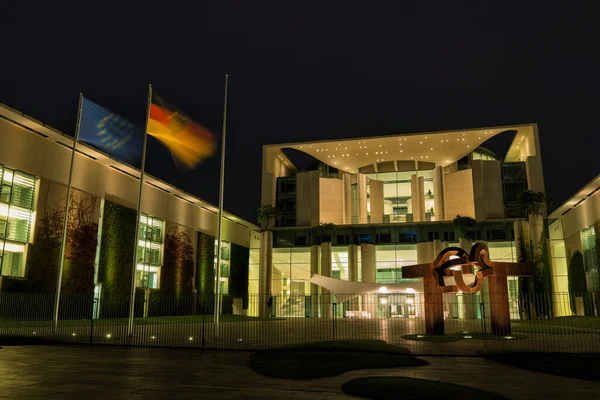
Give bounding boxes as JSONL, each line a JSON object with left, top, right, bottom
{"left": 79, "top": 97, "right": 144, "bottom": 166}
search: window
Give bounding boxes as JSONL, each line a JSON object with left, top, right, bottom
{"left": 581, "top": 225, "right": 599, "bottom": 291}
{"left": 136, "top": 213, "right": 164, "bottom": 289}
{"left": 215, "top": 240, "right": 230, "bottom": 294}
{"left": 0, "top": 165, "right": 36, "bottom": 278}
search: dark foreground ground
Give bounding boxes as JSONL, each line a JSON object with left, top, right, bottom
{"left": 1, "top": 344, "right": 600, "bottom": 399}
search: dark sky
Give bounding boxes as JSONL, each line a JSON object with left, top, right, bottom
{"left": 1, "top": 1, "right": 599, "bottom": 223}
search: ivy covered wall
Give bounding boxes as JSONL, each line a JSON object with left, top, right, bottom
{"left": 97, "top": 200, "right": 137, "bottom": 317}
{"left": 196, "top": 231, "right": 215, "bottom": 312}
{"left": 229, "top": 242, "right": 249, "bottom": 309}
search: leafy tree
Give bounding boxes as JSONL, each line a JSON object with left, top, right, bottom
{"left": 567, "top": 251, "right": 594, "bottom": 316}
{"left": 257, "top": 205, "right": 280, "bottom": 231}
{"left": 312, "top": 222, "right": 336, "bottom": 244}
{"left": 452, "top": 215, "right": 476, "bottom": 239}
{"left": 518, "top": 190, "right": 551, "bottom": 215}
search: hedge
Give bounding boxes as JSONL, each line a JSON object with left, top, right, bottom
{"left": 97, "top": 200, "right": 137, "bottom": 318}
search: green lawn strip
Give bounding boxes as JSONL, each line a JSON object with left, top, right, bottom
{"left": 402, "top": 332, "right": 525, "bottom": 342}
{"left": 342, "top": 377, "right": 507, "bottom": 400}
{"left": 511, "top": 323, "right": 598, "bottom": 335}
{"left": 487, "top": 353, "right": 600, "bottom": 382}
{"left": 249, "top": 340, "right": 427, "bottom": 379}
{"left": 511, "top": 317, "right": 600, "bottom": 334}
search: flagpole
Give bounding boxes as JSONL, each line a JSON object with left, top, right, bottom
{"left": 214, "top": 74, "right": 229, "bottom": 337}
{"left": 53, "top": 92, "right": 84, "bottom": 332}
{"left": 128, "top": 84, "right": 152, "bottom": 337}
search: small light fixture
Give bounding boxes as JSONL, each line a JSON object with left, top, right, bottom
{"left": 189, "top": 337, "right": 194, "bottom": 341}
{"left": 106, "top": 333, "right": 112, "bottom": 339}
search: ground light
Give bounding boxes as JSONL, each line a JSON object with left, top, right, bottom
{"left": 188, "top": 337, "right": 193, "bottom": 341}
{"left": 106, "top": 333, "right": 112, "bottom": 339}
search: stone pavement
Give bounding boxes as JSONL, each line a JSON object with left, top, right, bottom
{"left": 0, "top": 345, "right": 599, "bottom": 399}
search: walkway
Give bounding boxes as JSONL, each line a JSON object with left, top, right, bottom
{"left": 0, "top": 345, "right": 599, "bottom": 399}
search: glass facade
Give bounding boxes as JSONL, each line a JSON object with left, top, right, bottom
{"left": 215, "top": 240, "right": 230, "bottom": 294}
{"left": 581, "top": 225, "right": 599, "bottom": 292}
{"left": 271, "top": 240, "right": 519, "bottom": 318}
{"left": 0, "top": 165, "right": 36, "bottom": 278}
{"left": 136, "top": 213, "right": 165, "bottom": 289}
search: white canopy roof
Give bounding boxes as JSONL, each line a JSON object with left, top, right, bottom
{"left": 308, "top": 274, "right": 424, "bottom": 303}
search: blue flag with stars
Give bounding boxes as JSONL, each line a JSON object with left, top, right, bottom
{"left": 79, "top": 97, "right": 144, "bottom": 166}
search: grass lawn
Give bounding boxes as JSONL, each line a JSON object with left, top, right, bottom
{"left": 342, "top": 377, "right": 507, "bottom": 400}
{"left": 487, "top": 353, "right": 600, "bottom": 382}
{"left": 402, "top": 332, "right": 525, "bottom": 342}
{"left": 2, "top": 314, "right": 282, "bottom": 328}
{"left": 511, "top": 317, "right": 600, "bottom": 334}
{"left": 249, "top": 340, "right": 428, "bottom": 379}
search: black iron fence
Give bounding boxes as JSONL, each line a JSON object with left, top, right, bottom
{"left": 1, "top": 291, "right": 599, "bottom": 355}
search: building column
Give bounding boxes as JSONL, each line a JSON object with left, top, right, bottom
{"left": 310, "top": 244, "right": 320, "bottom": 318}
{"left": 416, "top": 241, "right": 434, "bottom": 264}
{"left": 411, "top": 175, "right": 421, "bottom": 222}
{"left": 360, "top": 243, "right": 376, "bottom": 318}
{"left": 320, "top": 241, "right": 333, "bottom": 318}
{"left": 343, "top": 173, "right": 352, "bottom": 224}
{"left": 348, "top": 244, "right": 359, "bottom": 311}
{"left": 258, "top": 231, "right": 273, "bottom": 318}
{"left": 458, "top": 238, "right": 478, "bottom": 319}
{"left": 418, "top": 176, "right": 426, "bottom": 221}
{"left": 433, "top": 166, "right": 445, "bottom": 221}
{"left": 358, "top": 174, "right": 368, "bottom": 224}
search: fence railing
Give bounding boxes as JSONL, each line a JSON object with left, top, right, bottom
{"left": 1, "top": 291, "right": 599, "bottom": 355}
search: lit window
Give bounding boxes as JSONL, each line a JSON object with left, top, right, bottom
{"left": 136, "top": 213, "right": 164, "bottom": 288}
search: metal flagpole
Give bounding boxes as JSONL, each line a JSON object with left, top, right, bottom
{"left": 127, "top": 84, "right": 152, "bottom": 337}
{"left": 214, "top": 74, "right": 229, "bottom": 337}
{"left": 53, "top": 92, "right": 84, "bottom": 332}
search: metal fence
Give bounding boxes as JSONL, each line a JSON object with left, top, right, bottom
{"left": 1, "top": 292, "right": 599, "bottom": 355}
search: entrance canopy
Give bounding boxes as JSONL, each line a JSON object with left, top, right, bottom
{"left": 309, "top": 274, "right": 423, "bottom": 303}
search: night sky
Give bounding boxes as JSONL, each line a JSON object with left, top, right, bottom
{"left": 1, "top": 1, "right": 599, "bottom": 223}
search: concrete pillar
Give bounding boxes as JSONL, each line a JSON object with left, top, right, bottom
{"left": 343, "top": 173, "right": 352, "bottom": 224}
{"left": 258, "top": 231, "right": 273, "bottom": 318}
{"left": 418, "top": 176, "right": 426, "bottom": 222}
{"left": 458, "top": 238, "right": 478, "bottom": 319}
{"left": 432, "top": 239, "right": 448, "bottom": 259}
{"left": 310, "top": 245, "right": 320, "bottom": 318}
{"left": 529, "top": 213, "right": 544, "bottom": 251}
{"left": 416, "top": 241, "right": 434, "bottom": 264}
{"left": 369, "top": 180, "right": 384, "bottom": 224}
{"left": 514, "top": 220, "right": 523, "bottom": 261}
{"left": 433, "top": 166, "right": 445, "bottom": 221}
{"left": 358, "top": 174, "right": 368, "bottom": 224}
{"left": 360, "top": 243, "right": 376, "bottom": 318}
{"left": 348, "top": 244, "right": 359, "bottom": 311}
{"left": 488, "top": 274, "right": 511, "bottom": 335}
{"left": 411, "top": 174, "right": 420, "bottom": 222}
{"left": 320, "top": 241, "right": 333, "bottom": 318}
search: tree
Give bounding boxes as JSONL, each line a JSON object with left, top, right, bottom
{"left": 312, "top": 222, "right": 336, "bottom": 244}
{"left": 257, "top": 205, "right": 280, "bottom": 231}
{"left": 518, "top": 190, "right": 551, "bottom": 215}
{"left": 567, "top": 251, "right": 593, "bottom": 316}
{"left": 452, "top": 215, "right": 476, "bottom": 239}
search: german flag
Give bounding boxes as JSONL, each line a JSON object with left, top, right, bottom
{"left": 146, "top": 92, "right": 216, "bottom": 169}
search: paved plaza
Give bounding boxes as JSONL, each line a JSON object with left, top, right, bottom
{"left": 1, "top": 344, "right": 600, "bottom": 399}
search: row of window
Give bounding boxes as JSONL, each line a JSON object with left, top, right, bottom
{"left": 0, "top": 165, "right": 36, "bottom": 278}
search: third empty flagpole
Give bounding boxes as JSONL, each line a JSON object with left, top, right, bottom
{"left": 214, "top": 74, "right": 229, "bottom": 337}
{"left": 53, "top": 92, "right": 83, "bottom": 332}
{"left": 128, "top": 84, "right": 153, "bottom": 337}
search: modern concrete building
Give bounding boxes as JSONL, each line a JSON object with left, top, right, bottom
{"left": 549, "top": 174, "right": 600, "bottom": 315}
{"left": 0, "top": 103, "right": 259, "bottom": 317}
{"left": 261, "top": 125, "right": 546, "bottom": 318}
